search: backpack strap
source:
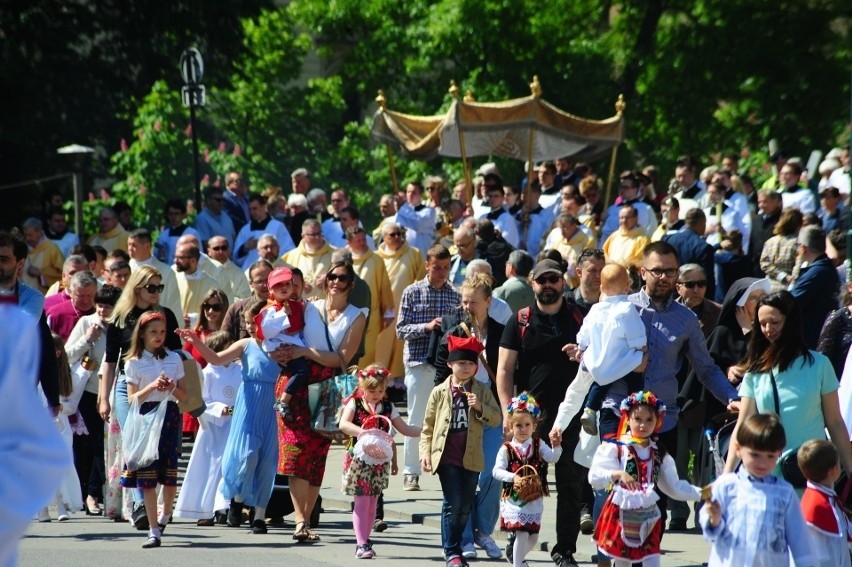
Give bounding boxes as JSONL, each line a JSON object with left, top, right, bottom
{"left": 517, "top": 306, "right": 531, "bottom": 341}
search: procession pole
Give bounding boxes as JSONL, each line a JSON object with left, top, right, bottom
{"left": 603, "top": 94, "right": 627, "bottom": 209}
{"left": 450, "top": 81, "right": 474, "bottom": 205}
{"left": 376, "top": 90, "right": 400, "bottom": 194}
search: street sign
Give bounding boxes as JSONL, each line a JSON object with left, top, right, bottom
{"left": 180, "top": 48, "right": 204, "bottom": 85}
{"left": 181, "top": 85, "right": 206, "bottom": 108}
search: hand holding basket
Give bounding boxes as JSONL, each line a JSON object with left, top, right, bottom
{"left": 513, "top": 464, "right": 544, "bottom": 502}
{"left": 354, "top": 414, "right": 394, "bottom": 465}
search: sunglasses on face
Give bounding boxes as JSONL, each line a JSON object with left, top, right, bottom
{"left": 386, "top": 232, "right": 402, "bottom": 238}
{"left": 326, "top": 273, "right": 352, "bottom": 283}
{"left": 534, "top": 275, "right": 562, "bottom": 285}
{"left": 142, "top": 284, "right": 165, "bottom": 294}
{"left": 203, "top": 303, "right": 223, "bottom": 311}
{"left": 679, "top": 280, "right": 707, "bottom": 289}
{"left": 210, "top": 245, "right": 228, "bottom": 251}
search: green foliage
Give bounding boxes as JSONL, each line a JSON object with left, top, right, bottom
{"left": 33, "top": 0, "right": 851, "bottom": 235}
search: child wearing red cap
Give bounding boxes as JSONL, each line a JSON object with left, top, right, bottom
{"left": 257, "top": 266, "right": 309, "bottom": 421}
{"left": 420, "top": 335, "right": 501, "bottom": 567}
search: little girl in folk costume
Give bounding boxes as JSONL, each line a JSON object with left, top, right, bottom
{"left": 589, "top": 391, "right": 702, "bottom": 567}
{"left": 338, "top": 364, "right": 421, "bottom": 559}
{"left": 492, "top": 393, "right": 563, "bottom": 567}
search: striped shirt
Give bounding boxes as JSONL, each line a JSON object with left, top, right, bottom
{"left": 396, "top": 277, "right": 462, "bottom": 366}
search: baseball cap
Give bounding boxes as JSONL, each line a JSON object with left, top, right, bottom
{"left": 268, "top": 266, "right": 294, "bottom": 289}
{"left": 531, "top": 259, "right": 563, "bottom": 280}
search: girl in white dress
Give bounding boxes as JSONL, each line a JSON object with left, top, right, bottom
{"left": 174, "top": 331, "right": 242, "bottom": 525}
{"left": 492, "top": 393, "right": 563, "bottom": 567}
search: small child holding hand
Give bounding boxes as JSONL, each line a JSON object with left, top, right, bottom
{"left": 492, "top": 393, "right": 562, "bottom": 567}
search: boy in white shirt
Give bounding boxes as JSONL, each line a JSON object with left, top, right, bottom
{"left": 577, "top": 263, "right": 648, "bottom": 435}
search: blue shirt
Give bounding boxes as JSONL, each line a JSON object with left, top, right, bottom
{"left": 603, "top": 289, "right": 738, "bottom": 432}
{"left": 195, "top": 208, "right": 236, "bottom": 251}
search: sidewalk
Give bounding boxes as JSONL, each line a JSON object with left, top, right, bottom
{"left": 318, "top": 437, "right": 713, "bottom": 566}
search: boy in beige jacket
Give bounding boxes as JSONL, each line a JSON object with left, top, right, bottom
{"left": 420, "top": 335, "right": 501, "bottom": 567}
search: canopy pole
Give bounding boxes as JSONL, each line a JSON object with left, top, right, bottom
{"left": 520, "top": 76, "right": 543, "bottom": 250}
{"left": 450, "top": 81, "right": 474, "bottom": 205}
{"left": 603, "top": 94, "right": 627, "bottom": 210}
{"left": 375, "top": 90, "right": 400, "bottom": 194}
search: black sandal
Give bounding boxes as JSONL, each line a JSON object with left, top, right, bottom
{"left": 304, "top": 527, "right": 320, "bottom": 542}
{"left": 292, "top": 521, "right": 309, "bottom": 542}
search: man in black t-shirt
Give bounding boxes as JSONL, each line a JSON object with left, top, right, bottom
{"left": 497, "top": 259, "right": 583, "bottom": 567}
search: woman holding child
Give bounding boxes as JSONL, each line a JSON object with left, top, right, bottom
{"left": 723, "top": 290, "right": 852, "bottom": 478}
{"left": 275, "top": 260, "right": 367, "bottom": 542}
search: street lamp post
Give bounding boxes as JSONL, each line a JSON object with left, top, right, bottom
{"left": 180, "top": 48, "right": 206, "bottom": 209}
{"left": 56, "top": 144, "right": 95, "bottom": 240}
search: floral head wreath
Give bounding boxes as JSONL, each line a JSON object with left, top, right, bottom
{"left": 357, "top": 367, "right": 390, "bottom": 380}
{"left": 506, "top": 392, "right": 541, "bottom": 419}
{"left": 618, "top": 390, "right": 667, "bottom": 434}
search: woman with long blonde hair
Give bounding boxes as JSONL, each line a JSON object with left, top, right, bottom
{"left": 98, "top": 264, "right": 182, "bottom": 524}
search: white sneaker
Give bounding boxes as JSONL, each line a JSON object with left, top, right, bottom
{"left": 37, "top": 507, "right": 51, "bottom": 522}
{"left": 580, "top": 408, "right": 599, "bottom": 435}
{"left": 461, "top": 543, "right": 477, "bottom": 559}
{"left": 56, "top": 501, "right": 70, "bottom": 521}
{"left": 474, "top": 531, "right": 502, "bottom": 559}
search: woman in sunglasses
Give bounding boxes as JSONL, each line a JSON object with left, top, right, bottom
{"left": 182, "top": 289, "right": 229, "bottom": 369}
{"left": 275, "top": 260, "right": 367, "bottom": 542}
{"left": 181, "top": 289, "right": 230, "bottom": 439}
{"left": 98, "top": 264, "right": 183, "bottom": 524}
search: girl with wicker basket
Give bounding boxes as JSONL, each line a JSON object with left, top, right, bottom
{"left": 589, "top": 391, "right": 703, "bottom": 566}
{"left": 339, "top": 364, "right": 421, "bottom": 559}
{"left": 492, "top": 393, "right": 563, "bottom": 567}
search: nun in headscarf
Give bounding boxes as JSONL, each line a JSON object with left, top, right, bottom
{"left": 678, "top": 277, "right": 772, "bottom": 428}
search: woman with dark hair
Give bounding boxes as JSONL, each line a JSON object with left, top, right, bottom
{"left": 723, "top": 291, "right": 852, "bottom": 476}
{"left": 817, "top": 280, "right": 852, "bottom": 379}
{"left": 275, "top": 260, "right": 367, "bottom": 542}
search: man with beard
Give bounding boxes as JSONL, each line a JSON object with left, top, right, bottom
{"left": 497, "top": 259, "right": 584, "bottom": 567}
{"left": 173, "top": 242, "right": 220, "bottom": 326}
{"left": 601, "top": 241, "right": 738, "bottom": 532}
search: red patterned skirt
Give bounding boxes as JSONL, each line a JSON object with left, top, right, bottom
{"left": 275, "top": 360, "right": 335, "bottom": 486}
{"left": 594, "top": 493, "right": 663, "bottom": 562}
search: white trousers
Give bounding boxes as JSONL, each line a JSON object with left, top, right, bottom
{"left": 402, "top": 363, "right": 437, "bottom": 475}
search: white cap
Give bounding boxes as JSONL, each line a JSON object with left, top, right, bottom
{"left": 736, "top": 278, "right": 771, "bottom": 307}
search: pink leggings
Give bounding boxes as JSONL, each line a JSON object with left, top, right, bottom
{"left": 353, "top": 495, "right": 379, "bottom": 545}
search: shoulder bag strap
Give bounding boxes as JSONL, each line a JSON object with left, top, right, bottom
{"left": 459, "top": 321, "right": 496, "bottom": 382}
{"left": 321, "top": 303, "right": 346, "bottom": 374}
{"left": 768, "top": 368, "right": 781, "bottom": 416}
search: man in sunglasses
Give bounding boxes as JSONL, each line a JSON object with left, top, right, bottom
{"left": 207, "top": 236, "right": 251, "bottom": 303}
{"left": 662, "top": 208, "right": 716, "bottom": 300}
{"left": 195, "top": 187, "right": 235, "bottom": 252}
{"left": 497, "top": 259, "right": 584, "bottom": 567}
{"left": 375, "top": 222, "right": 425, "bottom": 383}
{"left": 669, "top": 263, "right": 721, "bottom": 530}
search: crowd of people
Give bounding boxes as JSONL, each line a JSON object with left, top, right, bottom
{"left": 7, "top": 145, "right": 852, "bottom": 567}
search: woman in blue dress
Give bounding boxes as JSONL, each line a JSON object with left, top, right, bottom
{"left": 178, "top": 298, "right": 279, "bottom": 534}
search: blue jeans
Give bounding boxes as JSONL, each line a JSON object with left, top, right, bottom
{"left": 437, "top": 464, "right": 480, "bottom": 560}
{"left": 114, "top": 375, "right": 144, "bottom": 505}
{"left": 462, "top": 424, "right": 504, "bottom": 546}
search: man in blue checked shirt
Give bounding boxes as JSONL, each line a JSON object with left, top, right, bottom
{"left": 396, "top": 244, "right": 463, "bottom": 491}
